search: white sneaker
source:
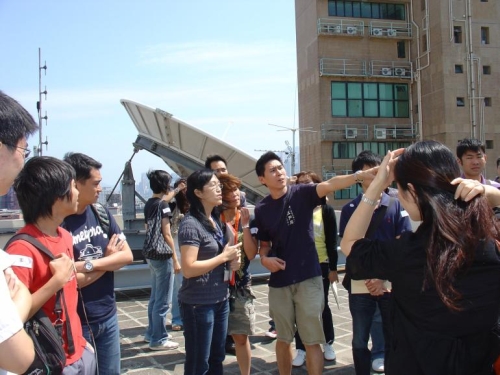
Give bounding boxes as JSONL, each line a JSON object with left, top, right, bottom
{"left": 149, "top": 340, "right": 179, "bottom": 351}
{"left": 323, "top": 343, "right": 337, "bottom": 362}
{"left": 372, "top": 358, "right": 385, "bottom": 372}
{"left": 292, "top": 349, "right": 306, "bottom": 367}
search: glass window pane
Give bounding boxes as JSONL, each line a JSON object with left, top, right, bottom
{"left": 387, "top": 4, "right": 396, "bottom": 19}
{"left": 361, "top": 2, "right": 372, "bottom": 18}
{"left": 380, "top": 4, "right": 387, "bottom": 19}
{"left": 337, "top": 1, "right": 345, "bottom": 17}
{"left": 378, "top": 143, "right": 387, "bottom": 155}
{"left": 345, "top": 1, "right": 353, "bottom": 17}
{"left": 379, "top": 101, "right": 394, "bottom": 117}
{"left": 363, "top": 83, "right": 378, "bottom": 99}
{"left": 352, "top": 2, "right": 361, "bottom": 17}
{"left": 394, "top": 84, "right": 408, "bottom": 100}
{"left": 332, "top": 100, "right": 347, "bottom": 116}
{"left": 348, "top": 100, "right": 362, "bottom": 117}
{"left": 395, "top": 4, "right": 405, "bottom": 20}
{"left": 364, "top": 100, "right": 378, "bottom": 117}
{"left": 348, "top": 83, "right": 362, "bottom": 98}
{"left": 379, "top": 84, "right": 393, "bottom": 100}
{"left": 328, "top": 0, "right": 337, "bottom": 16}
{"left": 348, "top": 143, "right": 356, "bottom": 158}
{"left": 332, "top": 82, "right": 346, "bottom": 98}
{"left": 395, "top": 101, "right": 409, "bottom": 117}
{"left": 372, "top": 3, "right": 380, "bottom": 18}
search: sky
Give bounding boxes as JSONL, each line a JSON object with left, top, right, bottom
{"left": 0, "top": 1, "right": 298, "bottom": 187}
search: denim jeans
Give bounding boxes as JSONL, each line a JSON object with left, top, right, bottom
{"left": 349, "top": 292, "right": 391, "bottom": 375}
{"left": 295, "top": 263, "right": 335, "bottom": 350}
{"left": 180, "top": 300, "right": 229, "bottom": 375}
{"left": 370, "top": 305, "right": 385, "bottom": 360}
{"left": 170, "top": 244, "right": 183, "bottom": 327}
{"left": 82, "top": 313, "right": 121, "bottom": 375}
{"left": 145, "top": 258, "right": 173, "bottom": 345}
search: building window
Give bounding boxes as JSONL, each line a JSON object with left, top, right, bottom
{"left": 486, "top": 140, "right": 494, "bottom": 149}
{"left": 481, "top": 27, "right": 490, "bottom": 45}
{"left": 422, "top": 35, "right": 428, "bottom": 52}
{"left": 455, "top": 64, "right": 463, "bottom": 73}
{"left": 457, "top": 97, "right": 465, "bottom": 107}
{"left": 332, "top": 141, "right": 411, "bottom": 199}
{"left": 485, "top": 97, "right": 492, "bottom": 106}
{"left": 480, "top": 0, "right": 488, "bottom": 3}
{"left": 421, "top": 0, "right": 426, "bottom": 10}
{"left": 397, "top": 41, "right": 406, "bottom": 58}
{"left": 483, "top": 65, "right": 491, "bottom": 74}
{"left": 328, "top": 1, "right": 405, "bottom": 20}
{"left": 454, "top": 26, "right": 462, "bottom": 43}
{"left": 332, "top": 82, "right": 409, "bottom": 118}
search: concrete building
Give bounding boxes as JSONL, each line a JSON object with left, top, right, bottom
{"left": 295, "top": 0, "right": 500, "bottom": 207}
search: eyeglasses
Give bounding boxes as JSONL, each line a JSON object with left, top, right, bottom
{"left": 4, "top": 143, "right": 30, "bottom": 158}
{"left": 206, "top": 182, "right": 223, "bottom": 191}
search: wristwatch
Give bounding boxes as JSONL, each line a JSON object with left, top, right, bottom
{"left": 84, "top": 260, "right": 94, "bottom": 272}
{"left": 354, "top": 170, "right": 364, "bottom": 183}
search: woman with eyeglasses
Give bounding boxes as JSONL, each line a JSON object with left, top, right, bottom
{"left": 178, "top": 169, "right": 242, "bottom": 375}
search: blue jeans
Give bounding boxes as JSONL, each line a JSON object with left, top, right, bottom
{"left": 180, "top": 300, "right": 229, "bottom": 375}
{"left": 170, "top": 244, "right": 183, "bottom": 326}
{"left": 82, "top": 313, "right": 121, "bottom": 375}
{"left": 349, "top": 293, "right": 391, "bottom": 375}
{"left": 370, "top": 305, "right": 385, "bottom": 360}
{"left": 145, "top": 258, "right": 173, "bottom": 345}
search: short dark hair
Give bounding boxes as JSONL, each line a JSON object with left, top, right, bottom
{"left": 205, "top": 154, "right": 227, "bottom": 169}
{"left": 173, "top": 178, "right": 189, "bottom": 214}
{"left": 63, "top": 152, "right": 102, "bottom": 182}
{"left": 352, "top": 150, "right": 382, "bottom": 172}
{"left": 255, "top": 151, "right": 282, "bottom": 177}
{"left": 295, "top": 171, "right": 322, "bottom": 184}
{"left": 0, "top": 91, "right": 38, "bottom": 152}
{"left": 14, "top": 156, "right": 75, "bottom": 224}
{"left": 146, "top": 170, "right": 172, "bottom": 194}
{"left": 456, "top": 138, "right": 485, "bottom": 159}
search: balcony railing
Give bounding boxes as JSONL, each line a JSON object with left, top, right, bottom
{"left": 320, "top": 58, "right": 367, "bottom": 77}
{"left": 369, "top": 21, "right": 412, "bottom": 38}
{"left": 321, "top": 123, "right": 417, "bottom": 141}
{"left": 320, "top": 58, "right": 412, "bottom": 79}
{"left": 317, "top": 19, "right": 365, "bottom": 37}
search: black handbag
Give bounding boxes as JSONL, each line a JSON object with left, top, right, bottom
{"left": 5, "top": 233, "right": 73, "bottom": 375}
{"left": 142, "top": 200, "right": 173, "bottom": 260}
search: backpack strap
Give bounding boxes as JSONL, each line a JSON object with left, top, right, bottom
{"left": 5, "top": 233, "right": 75, "bottom": 355}
{"left": 91, "top": 203, "right": 111, "bottom": 237}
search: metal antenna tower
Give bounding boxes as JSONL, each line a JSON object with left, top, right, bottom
{"left": 267, "top": 124, "right": 316, "bottom": 175}
{"left": 35, "top": 48, "right": 48, "bottom": 156}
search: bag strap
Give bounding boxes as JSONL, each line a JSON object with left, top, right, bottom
{"left": 91, "top": 203, "right": 110, "bottom": 238}
{"left": 365, "top": 197, "right": 395, "bottom": 239}
{"left": 5, "top": 233, "right": 75, "bottom": 354}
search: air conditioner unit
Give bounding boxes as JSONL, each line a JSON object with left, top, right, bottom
{"left": 387, "top": 29, "right": 397, "bottom": 37}
{"left": 375, "top": 129, "right": 387, "bottom": 139}
{"left": 381, "top": 67, "right": 393, "bottom": 76}
{"left": 394, "top": 68, "right": 406, "bottom": 76}
{"left": 346, "top": 128, "right": 358, "bottom": 139}
{"left": 346, "top": 26, "right": 358, "bottom": 35}
{"left": 328, "top": 25, "right": 342, "bottom": 34}
{"left": 372, "top": 28, "right": 383, "bottom": 36}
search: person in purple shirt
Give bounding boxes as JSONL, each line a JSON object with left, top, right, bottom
{"left": 456, "top": 138, "right": 500, "bottom": 188}
{"left": 254, "top": 151, "right": 377, "bottom": 375}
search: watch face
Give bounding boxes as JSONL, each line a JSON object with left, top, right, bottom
{"left": 84, "top": 261, "right": 93, "bottom": 271}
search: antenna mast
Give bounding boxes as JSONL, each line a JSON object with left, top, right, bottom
{"left": 36, "top": 48, "right": 48, "bottom": 156}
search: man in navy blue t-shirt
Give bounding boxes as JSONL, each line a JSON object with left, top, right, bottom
{"left": 254, "top": 151, "right": 375, "bottom": 375}
{"left": 63, "top": 153, "right": 133, "bottom": 375}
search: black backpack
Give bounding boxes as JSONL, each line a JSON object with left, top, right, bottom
{"left": 5, "top": 234, "right": 74, "bottom": 375}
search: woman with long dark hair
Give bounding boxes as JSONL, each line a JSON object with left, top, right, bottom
{"left": 178, "top": 169, "right": 241, "bottom": 375}
{"left": 341, "top": 141, "right": 500, "bottom": 375}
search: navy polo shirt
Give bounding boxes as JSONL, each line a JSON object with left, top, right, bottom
{"left": 338, "top": 192, "right": 412, "bottom": 241}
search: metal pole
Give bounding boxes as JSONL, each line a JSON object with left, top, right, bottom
{"left": 291, "top": 128, "right": 296, "bottom": 175}
{"left": 38, "top": 48, "right": 42, "bottom": 156}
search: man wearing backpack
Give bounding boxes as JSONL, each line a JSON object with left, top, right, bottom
{"left": 0, "top": 91, "right": 37, "bottom": 375}
{"left": 7, "top": 156, "right": 97, "bottom": 374}
{"left": 62, "top": 153, "right": 133, "bottom": 375}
